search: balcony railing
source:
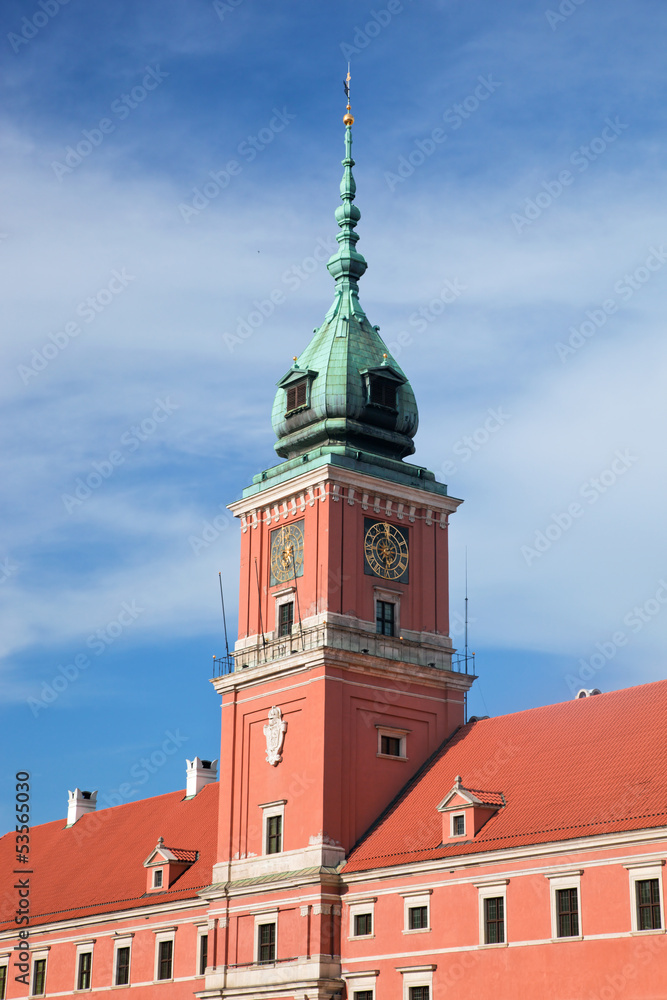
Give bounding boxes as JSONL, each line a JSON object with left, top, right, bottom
{"left": 213, "top": 623, "right": 474, "bottom": 678}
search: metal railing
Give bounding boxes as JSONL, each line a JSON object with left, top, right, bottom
{"left": 213, "top": 622, "right": 473, "bottom": 678}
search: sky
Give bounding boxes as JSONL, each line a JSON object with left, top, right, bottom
{"left": 2, "top": 0, "right": 667, "bottom": 831}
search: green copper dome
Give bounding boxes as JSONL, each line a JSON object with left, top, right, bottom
{"left": 271, "top": 120, "right": 419, "bottom": 463}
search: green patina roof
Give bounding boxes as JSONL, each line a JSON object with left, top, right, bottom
{"left": 270, "top": 118, "right": 419, "bottom": 467}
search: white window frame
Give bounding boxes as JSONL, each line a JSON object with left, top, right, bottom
{"left": 546, "top": 871, "right": 582, "bottom": 940}
{"left": 153, "top": 929, "right": 176, "bottom": 983}
{"left": 451, "top": 812, "right": 466, "bottom": 837}
{"left": 74, "top": 941, "right": 95, "bottom": 992}
{"left": 397, "top": 964, "right": 435, "bottom": 1000}
{"left": 402, "top": 890, "right": 432, "bottom": 934}
{"left": 196, "top": 925, "right": 209, "bottom": 977}
{"left": 112, "top": 934, "right": 133, "bottom": 988}
{"left": 476, "top": 880, "right": 508, "bottom": 947}
{"left": 253, "top": 910, "right": 278, "bottom": 965}
{"left": 376, "top": 725, "right": 409, "bottom": 760}
{"left": 274, "top": 589, "right": 296, "bottom": 638}
{"left": 348, "top": 898, "right": 376, "bottom": 940}
{"left": 374, "top": 586, "right": 401, "bottom": 636}
{"left": 259, "top": 799, "right": 286, "bottom": 855}
{"left": 30, "top": 949, "right": 49, "bottom": 998}
{"left": 625, "top": 861, "right": 665, "bottom": 933}
{"left": 342, "top": 970, "right": 378, "bottom": 1000}
{"left": 0, "top": 954, "right": 10, "bottom": 1000}
{"left": 152, "top": 867, "right": 164, "bottom": 888}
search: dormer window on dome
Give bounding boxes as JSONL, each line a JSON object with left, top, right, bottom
{"left": 361, "top": 364, "right": 406, "bottom": 414}
{"left": 276, "top": 366, "right": 318, "bottom": 418}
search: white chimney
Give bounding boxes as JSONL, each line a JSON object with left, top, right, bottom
{"left": 186, "top": 758, "right": 218, "bottom": 797}
{"left": 67, "top": 788, "right": 97, "bottom": 826}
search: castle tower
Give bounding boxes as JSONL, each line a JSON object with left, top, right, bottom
{"left": 203, "top": 92, "right": 475, "bottom": 999}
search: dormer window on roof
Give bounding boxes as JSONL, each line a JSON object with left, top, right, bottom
{"left": 143, "top": 836, "right": 198, "bottom": 892}
{"left": 286, "top": 379, "right": 307, "bottom": 413}
{"left": 437, "top": 775, "right": 504, "bottom": 844}
{"left": 368, "top": 373, "right": 397, "bottom": 409}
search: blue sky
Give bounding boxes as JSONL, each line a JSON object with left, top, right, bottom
{"left": 2, "top": 0, "right": 667, "bottom": 830}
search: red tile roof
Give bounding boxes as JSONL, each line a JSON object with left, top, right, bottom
{"left": 166, "top": 848, "right": 199, "bottom": 862}
{"left": 345, "top": 679, "right": 667, "bottom": 873}
{"left": 0, "top": 783, "right": 218, "bottom": 931}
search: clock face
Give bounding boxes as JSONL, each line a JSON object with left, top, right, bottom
{"left": 363, "top": 518, "right": 409, "bottom": 582}
{"left": 270, "top": 521, "right": 305, "bottom": 586}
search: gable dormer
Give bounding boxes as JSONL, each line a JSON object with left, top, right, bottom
{"left": 437, "top": 775, "right": 503, "bottom": 844}
{"left": 143, "top": 837, "right": 198, "bottom": 892}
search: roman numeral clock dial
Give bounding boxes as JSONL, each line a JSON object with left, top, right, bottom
{"left": 363, "top": 519, "right": 409, "bottom": 582}
{"left": 270, "top": 521, "right": 305, "bottom": 586}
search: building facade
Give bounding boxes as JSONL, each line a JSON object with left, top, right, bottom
{"left": 1, "top": 106, "right": 666, "bottom": 1000}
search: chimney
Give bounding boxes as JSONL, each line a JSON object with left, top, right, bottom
{"left": 67, "top": 788, "right": 97, "bottom": 826}
{"left": 186, "top": 758, "right": 218, "bottom": 798}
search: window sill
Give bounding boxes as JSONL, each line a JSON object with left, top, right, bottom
{"left": 479, "top": 942, "right": 508, "bottom": 949}
{"left": 153, "top": 979, "right": 174, "bottom": 984}
{"left": 551, "top": 935, "right": 583, "bottom": 943}
{"left": 376, "top": 753, "right": 408, "bottom": 761}
{"left": 403, "top": 927, "right": 431, "bottom": 935}
{"left": 348, "top": 935, "right": 375, "bottom": 941}
{"left": 631, "top": 928, "right": 665, "bottom": 936}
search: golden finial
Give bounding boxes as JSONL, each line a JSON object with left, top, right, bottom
{"left": 343, "top": 65, "right": 354, "bottom": 125}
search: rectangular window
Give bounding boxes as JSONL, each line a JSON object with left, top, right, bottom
{"left": 286, "top": 379, "right": 308, "bottom": 413}
{"left": 636, "top": 879, "right": 662, "bottom": 930}
{"left": 380, "top": 734, "right": 402, "bottom": 756}
{"left": 258, "top": 923, "right": 276, "bottom": 964}
{"left": 453, "top": 814, "right": 465, "bottom": 836}
{"left": 408, "top": 905, "right": 428, "bottom": 930}
{"left": 32, "top": 959, "right": 46, "bottom": 996}
{"left": 153, "top": 869, "right": 163, "bottom": 888}
{"left": 556, "top": 887, "right": 579, "bottom": 937}
{"left": 354, "top": 992, "right": 374, "bottom": 1000}
{"left": 115, "top": 947, "right": 130, "bottom": 986}
{"left": 278, "top": 601, "right": 294, "bottom": 637}
{"left": 0, "top": 966, "right": 7, "bottom": 1000}
{"left": 368, "top": 374, "right": 397, "bottom": 409}
{"left": 77, "top": 952, "right": 92, "bottom": 990}
{"left": 157, "top": 940, "right": 173, "bottom": 981}
{"left": 198, "top": 934, "right": 208, "bottom": 976}
{"left": 266, "top": 814, "right": 282, "bottom": 854}
{"left": 409, "top": 988, "right": 430, "bottom": 1000}
{"left": 376, "top": 600, "right": 395, "bottom": 636}
{"left": 354, "top": 913, "right": 372, "bottom": 936}
{"left": 484, "top": 896, "right": 505, "bottom": 944}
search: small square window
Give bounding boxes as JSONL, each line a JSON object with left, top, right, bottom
{"left": 157, "top": 940, "right": 173, "bottom": 981}
{"left": 376, "top": 600, "right": 395, "bottom": 636}
{"left": 278, "top": 601, "right": 294, "bottom": 637}
{"left": 32, "top": 959, "right": 46, "bottom": 996}
{"left": 258, "top": 923, "right": 276, "bottom": 964}
{"left": 381, "top": 735, "right": 402, "bottom": 756}
{"left": 636, "top": 879, "right": 662, "bottom": 930}
{"left": 453, "top": 814, "right": 465, "bottom": 836}
{"left": 77, "top": 952, "right": 92, "bottom": 991}
{"left": 409, "top": 988, "right": 430, "bottom": 1000}
{"left": 153, "top": 869, "right": 163, "bottom": 888}
{"left": 115, "top": 947, "right": 130, "bottom": 986}
{"left": 484, "top": 896, "right": 505, "bottom": 944}
{"left": 354, "top": 992, "right": 374, "bottom": 1000}
{"left": 266, "top": 815, "right": 282, "bottom": 854}
{"left": 556, "top": 887, "right": 579, "bottom": 937}
{"left": 408, "top": 905, "right": 428, "bottom": 930}
{"left": 354, "top": 913, "right": 372, "bottom": 936}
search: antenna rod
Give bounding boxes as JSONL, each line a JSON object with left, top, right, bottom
{"left": 254, "top": 558, "right": 267, "bottom": 649}
{"left": 218, "top": 572, "right": 230, "bottom": 659}
{"left": 464, "top": 547, "right": 469, "bottom": 664}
